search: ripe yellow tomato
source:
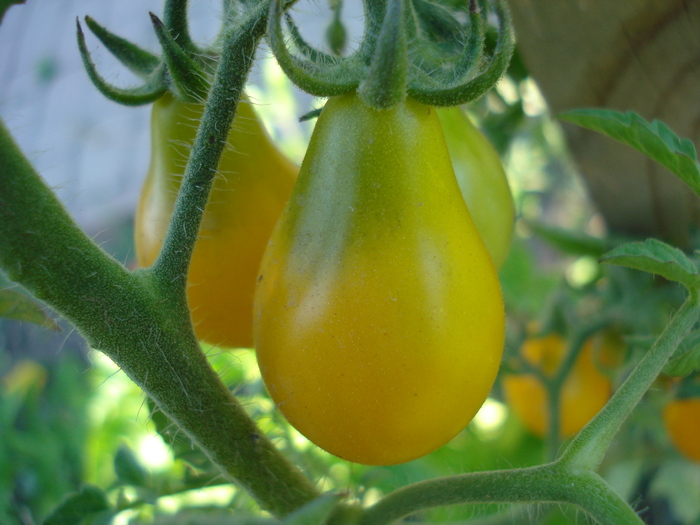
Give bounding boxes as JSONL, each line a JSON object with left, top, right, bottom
{"left": 437, "top": 107, "right": 515, "bottom": 269}
{"left": 663, "top": 397, "right": 700, "bottom": 462}
{"left": 135, "top": 93, "right": 297, "bottom": 348}
{"left": 254, "top": 93, "right": 505, "bottom": 465}
{"left": 503, "top": 333, "right": 612, "bottom": 439}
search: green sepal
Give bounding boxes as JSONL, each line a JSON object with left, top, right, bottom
{"left": 326, "top": 11, "right": 347, "bottom": 56}
{"left": 84, "top": 16, "right": 160, "bottom": 79}
{"left": 412, "top": 0, "right": 465, "bottom": 48}
{"left": 408, "top": 0, "right": 514, "bottom": 106}
{"left": 358, "top": 0, "right": 384, "bottom": 65}
{"left": 600, "top": 239, "right": 700, "bottom": 290}
{"left": 163, "top": 0, "right": 196, "bottom": 52}
{"left": 150, "top": 12, "right": 211, "bottom": 102}
{"left": 358, "top": 0, "right": 408, "bottom": 109}
{"left": 76, "top": 18, "right": 167, "bottom": 106}
{"left": 412, "top": 5, "right": 483, "bottom": 84}
{"left": 267, "top": 0, "right": 361, "bottom": 96}
{"left": 299, "top": 106, "right": 323, "bottom": 122}
{"left": 0, "top": 287, "right": 59, "bottom": 330}
{"left": 559, "top": 109, "right": 700, "bottom": 199}
{"left": 286, "top": 13, "right": 337, "bottom": 64}
{"left": 448, "top": 7, "right": 484, "bottom": 82}
{"left": 0, "top": 0, "right": 23, "bottom": 25}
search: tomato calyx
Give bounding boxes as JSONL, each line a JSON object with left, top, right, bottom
{"left": 76, "top": 0, "right": 278, "bottom": 107}
{"left": 268, "top": 0, "right": 515, "bottom": 109}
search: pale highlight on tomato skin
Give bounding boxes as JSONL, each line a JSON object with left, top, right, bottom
{"left": 135, "top": 93, "right": 297, "bottom": 349}
{"left": 254, "top": 93, "right": 505, "bottom": 466}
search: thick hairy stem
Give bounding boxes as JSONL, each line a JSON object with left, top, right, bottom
{"left": 358, "top": 464, "right": 643, "bottom": 525}
{"left": 0, "top": 2, "right": 319, "bottom": 516}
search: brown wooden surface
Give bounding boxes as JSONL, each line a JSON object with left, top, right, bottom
{"left": 510, "top": 1, "right": 700, "bottom": 246}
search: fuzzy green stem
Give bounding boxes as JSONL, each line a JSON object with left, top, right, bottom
{"left": 545, "top": 381, "right": 562, "bottom": 460}
{"left": 0, "top": 118, "right": 317, "bottom": 521}
{"left": 1, "top": 2, "right": 320, "bottom": 516}
{"left": 544, "top": 319, "right": 608, "bottom": 460}
{"left": 358, "top": 0, "right": 408, "bottom": 108}
{"left": 150, "top": 1, "right": 262, "bottom": 300}
{"left": 358, "top": 463, "right": 642, "bottom": 525}
{"left": 560, "top": 290, "right": 700, "bottom": 471}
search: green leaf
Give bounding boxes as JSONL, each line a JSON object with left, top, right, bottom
{"left": 649, "top": 460, "right": 700, "bottom": 523}
{"left": 664, "top": 346, "right": 700, "bottom": 377}
{"left": 281, "top": 493, "right": 342, "bottom": 525}
{"left": 559, "top": 109, "right": 700, "bottom": 198}
{"left": 44, "top": 485, "right": 112, "bottom": 525}
{"left": 114, "top": 445, "right": 149, "bottom": 487}
{"left": 0, "top": 0, "right": 24, "bottom": 25}
{"left": 600, "top": 239, "right": 700, "bottom": 289}
{"left": 527, "top": 221, "right": 612, "bottom": 258}
{"left": 0, "top": 288, "right": 59, "bottom": 330}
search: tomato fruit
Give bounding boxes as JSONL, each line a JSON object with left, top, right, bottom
{"left": 503, "top": 333, "right": 612, "bottom": 439}
{"left": 253, "top": 93, "right": 505, "bottom": 466}
{"left": 135, "top": 92, "right": 297, "bottom": 348}
{"left": 663, "top": 397, "right": 700, "bottom": 462}
{"left": 437, "top": 107, "right": 515, "bottom": 269}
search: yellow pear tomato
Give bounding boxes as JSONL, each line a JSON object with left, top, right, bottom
{"left": 503, "top": 333, "right": 612, "bottom": 439}
{"left": 135, "top": 93, "right": 297, "bottom": 348}
{"left": 437, "top": 107, "right": 515, "bottom": 269}
{"left": 253, "top": 93, "right": 505, "bottom": 465}
{"left": 664, "top": 397, "right": 700, "bottom": 463}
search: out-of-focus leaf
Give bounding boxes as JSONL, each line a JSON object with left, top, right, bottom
{"left": 151, "top": 510, "right": 277, "bottom": 524}
{"left": 114, "top": 445, "right": 149, "bottom": 487}
{"left": 528, "top": 221, "right": 611, "bottom": 258}
{"left": 560, "top": 109, "right": 700, "bottom": 198}
{"left": 0, "top": 288, "right": 59, "bottom": 330}
{"left": 281, "top": 493, "right": 343, "bottom": 525}
{"left": 650, "top": 460, "right": 700, "bottom": 524}
{"left": 605, "top": 458, "right": 647, "bottom": 502}
{"left": 664, "top": 345, "right": 700, "bottom": 377}
{"left": 44, "top": 485, "right": 112, "bottom": 525}
{"left": 600, "top": 239, "right": 700, "bottom": 289}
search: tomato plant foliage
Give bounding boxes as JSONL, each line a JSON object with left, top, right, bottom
{"left": 2, "top": 1, "right": 700, "bottom": 525}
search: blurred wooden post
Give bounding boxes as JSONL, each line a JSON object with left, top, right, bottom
{"left": 510, "top": 1, "right": 700, "bottom": 247}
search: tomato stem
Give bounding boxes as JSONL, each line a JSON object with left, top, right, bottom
{"left": 1, "top": 2, "right": 321, "bottom": 518}
{"left": 544, "top": 318, "right": 609, "bottom": 460}
{"left": 149, "top": 2, "right": 261, "bottom": 299}
{"left": 358, "top": 0, "right": 408, "bottom": 108}
{"left": 559, "top": 289, "right": 700, "bottom": 471}
{"left": 357, "top": 463, "right": 643, "bottom": 525}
